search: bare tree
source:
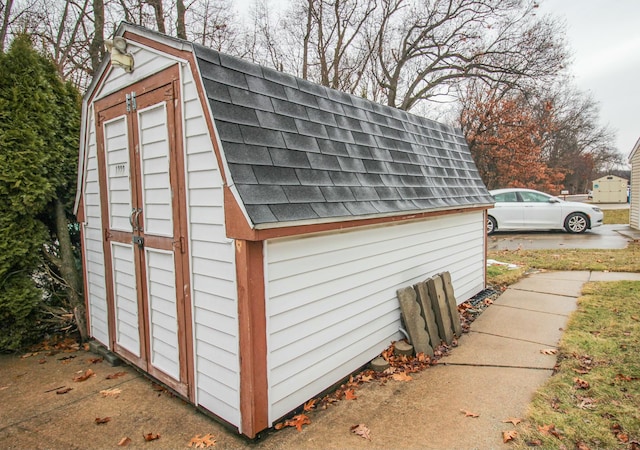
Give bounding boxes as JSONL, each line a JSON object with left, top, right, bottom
{"left": 369, "top": 0, "right": 567, "bottom": 110}
{"left": 0, "top": 0, "right": 14, "bottom": 51}
{"left": 145, "top": 0, "right": 166, "bottom": 33}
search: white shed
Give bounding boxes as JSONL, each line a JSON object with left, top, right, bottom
{"left": 591, "top": 174, "right": 629, "bottom": 203}
{"left": 630, "top": 138, "right": 640, "bottom": 229}
{"left": 74, "top": 23, "right": 494, "bottom": 438}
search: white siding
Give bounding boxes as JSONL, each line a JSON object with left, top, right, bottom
{"left": 111, "top": 242, "right": 140, "bottom": 356}
{"left": 83, "top": 109, "right": 110, "bottom": 345}
{"left": 146, "top": 249, "right": 180, "bottom": 379}
{"left": 182, "top": 65, "right": 240, "bottom": 427}
{"left": 631, "top": 151, "right": 640, "bottom": 230}
{"left": 265, "top": 212, "right": 486, "bottom": 422}
{"left": 97, "top": 46, "right": 176, "bottom": 100}
{"left": 138, "top": 103, "right": 173, "bottom": 237}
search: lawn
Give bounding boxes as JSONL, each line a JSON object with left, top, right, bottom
{"left": 513, "top": 281, "right": 640, "bottom": 449}
{"left": 486, "top": 208, "right": 640, "bottom": 448}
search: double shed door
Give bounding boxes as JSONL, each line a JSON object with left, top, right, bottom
{"left": 95, "top": 69, "right": 193, "bottom": 399}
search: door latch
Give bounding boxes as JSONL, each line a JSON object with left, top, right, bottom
{"left": 132, "top": 235, "right": 144, "bottom": 248}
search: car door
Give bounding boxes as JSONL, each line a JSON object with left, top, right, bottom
{"left": 491, "top": 191, "right": 523, "bottom": 229}
{"left": 519, "top": 191, "right": 562, "bottom": 229}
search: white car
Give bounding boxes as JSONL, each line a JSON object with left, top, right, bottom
{"left": 487, "top": 188, "right": 604, "bottom": 235}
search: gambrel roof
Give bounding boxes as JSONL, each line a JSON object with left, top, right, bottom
{"left": 192, "top": 45, "right": 493, "bottom": 227}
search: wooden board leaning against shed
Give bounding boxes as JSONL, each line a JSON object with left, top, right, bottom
{"left": 396, "top": 272, "right": 462, "bottom": 355}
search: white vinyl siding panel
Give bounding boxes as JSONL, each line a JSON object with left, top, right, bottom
{"left": 265, "top": 212, "right": 485, "bottom": 422}
{"left": 97, "top": 46, "right": 176, "bottom": 100}
{"left": 138, "top": 103, "right": 173, "bottom": 237}
{"left": 631, "top": 152, "right": 640, "bottom": 230}
{"left": 84, "top": 110, "right": 110, "bottom": 345}
{"left": 146, "top": 248, "right": 180, "bottom": 379}
{"left": 111, "top": 242, "right": 140, "bottom": 356}
{"left": 182, "top": 66, "right": 240, "bottom": 427}
{"left": 104, "top": 117, "right": 132, "bottom": 232}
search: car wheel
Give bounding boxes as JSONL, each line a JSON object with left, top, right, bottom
{"left": 564, "top": 212, "right": 589, "bottom": 233}
{"left": 487, "top": 216, "right": 497, "bottom": 235}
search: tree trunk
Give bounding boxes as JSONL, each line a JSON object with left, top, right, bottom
{"left": 146, "top": 0, "right": 166, "bottom": 34}
{"left": 88, "top": 0, "right": 105, "bottom": 75}
{"left": 302, "top": 0, "right": 313, "bottom": 79}
{"left": 53, "top": 199, "right": 87, "bottom": 341}
{"left": 176, "top": 0, "right": 186, "bottom": 39}
{"left": 0, "top": 0, "right": 13, "bottom": 53}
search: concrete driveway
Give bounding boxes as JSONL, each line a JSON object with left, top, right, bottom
{"left": 488, "top": 224, "right": 638, "bottom": 251}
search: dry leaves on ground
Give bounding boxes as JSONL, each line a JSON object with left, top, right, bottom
{"left": 73, "top": 369, "right": 95, "bottom": 382}
{"left": 344, "top": 389, "right": 357, "bottom": 400}
{"left": 117, "top": 437, "right": 131, "bottom": 446}
{"left": 188, "top": 433, "right": 216, "bottom": 448}
{"left": 100, "top": 388, "right": 122, "bottom": 398}
{"left": 538, "top": 424, "right": 562, "bottom": 439}
{"left": 95, "top": 417, "right": 111, "bottom": 424}
{"left": 105, "top": 371, "right": 127, "bottom": 380}
{"left": 573, "top": 377, "right": 590, "bottom": 389}
{"left": 350, "top": 424, "right": 371, "bottom": 440}
{"left": 56, "top": 387, "right": 72, "bottom": 395}
{"left": 460, "top": 410, "right": 479, "bottom": 418}
{"left": 540, "top": 348, "right": 558, "bottom": 355}
{"left": 391, "top": 371, "right": 412, "bottom": 382}
{"left": 143, "top": 433, "right": 160, "bottom": 441}
{"left": 502, "top": 430, "right": 518, "bottom": 443}
{"left": 501, "top": 418, "right": 521, "bottom": 426}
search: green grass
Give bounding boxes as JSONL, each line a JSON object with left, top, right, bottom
{"left": 488, "top": 243, "right": 640, "bottom": 279}
{"left": 513, "top": 281, "right": 640, "bottom": 449}
{"left": 603, "top": 208, "right": 630, "bottom": 224}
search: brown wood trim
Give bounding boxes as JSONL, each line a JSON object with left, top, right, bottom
{"left": 169, "top": 76, "right": 196, "bottom": 402}
{"left": 236, "top": 239, "right": 268, "bottom": 438}
{"left": 225, "top": 186, "right": 491, "bottom": 241}
{"left": 114, "top": 342, "right": 147, "bottom": 370}
{"left": 122, "top": 31, "right": 193, "bottom": 62}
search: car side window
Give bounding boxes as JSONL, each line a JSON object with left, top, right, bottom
{"left": 519, "top": 191, "right": 548, "bottom": 203}
{"left": 494, "top": 192, "right": 518, "bottom": 202}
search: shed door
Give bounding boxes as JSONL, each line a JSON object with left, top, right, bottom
{"left": 95, "top": 70, "right": 193, "bottom": 399}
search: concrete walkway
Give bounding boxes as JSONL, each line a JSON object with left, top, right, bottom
{"left": 259, "top": 271, "right": 640, "bottom": 449}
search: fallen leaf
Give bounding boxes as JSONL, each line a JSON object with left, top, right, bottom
{"left": 95, "top": 417, "right": 111, "bottom": 424}
{"left": 460, "top": 410, "right": 479, "bottom": 418}
{"left": 274, "top": 422, "right": 284, "bottom": 430}
{"left": 56, "top": 387, "right": 72, "bottom": 395}
{"left": 526, "top": 439, "right": 542, "bottom": 446}
{"left": 87, "top": 357, "right": 103, "bottom": 364}
{"left": 615, "top": 374, "right": 638, "bottom": 382}
{"left": 576, "top": 441, "right": 591, "bottom": 450}
{"left": 100, "top": 388, "right": 122, "bottom": 398}
{"left": 502, "top": 418, "right": 522, "bottom": 426}
{"left": 21, "top": 352, "right": 38, "bottom": 359}
{"left": 540, "top": 348, "right": 558, "bottom": 355}
{"left": 0, "top": 386, "right": 9, "bottom": 391}
{"left": 573, "top": 377, "right": 590, "bottom": 389}
{"left": 360, "top": 374, "right": 373, "bottom": 382}
{"left": 344, "top": 389, "right": 357, "bottom": 400}
{"left": 538, "top": 424, "right": 561, "bottom": 439}
{"left": 631, "top": 316, "right": 639, "bottom": 322}
{"left": 284, "top": 414, "right": 310, "bottom": 432}
{"left": 350, "top": 423, "right": 371, "bottom": 440}
{"left": 574, "top": 368, "right": 590, "bottom": 375}
{"left": 391, "top": 372, "right": 412, "bottom": 382}
{"left": 73, "top": 369, "right": 95, "bottom": 382}
{"left": 618, "top": 433, "right": 629, "bottom": 443}
{"left": 38, "top": 358, "right": 47, "bottom": 364}
{"left": 303, "top": 398, "right": 317, "bottom": 411}
{"left": 117, "top": 437, "right": 131, "bottom": 446}
{"left": 105, "top": 371, "right": 127, "bottom": 380}
{"left": 188, "top": 433, "right": 216, "bottom": 448}
{"left": 502, "top": 430, "right": 518, "bottom": 443}
{"left": 143, "top": 433, "right": 160, "bottom": 441}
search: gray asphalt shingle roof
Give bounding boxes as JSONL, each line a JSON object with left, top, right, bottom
{"left": 193, "top": 44, "right": 493, "bottom": 227}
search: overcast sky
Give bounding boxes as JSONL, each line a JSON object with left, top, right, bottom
{"left": 540, "top": 0, "right": 640, "bottom": 161}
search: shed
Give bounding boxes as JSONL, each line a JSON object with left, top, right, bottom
{"left": 74, "top": 22, "right": 494, "bottom": 438}
{"left": 591, "top": 174, "right": 629, "bottom": 203}
{"left": 630, "top": 138, "right": 640, "bottom": 229}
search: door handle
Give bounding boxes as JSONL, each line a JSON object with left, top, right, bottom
{"left": 129, "top": 208, "right": 143, "bottom": 231}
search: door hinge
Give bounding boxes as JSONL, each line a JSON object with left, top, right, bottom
{"left": 125, "top": 92, "right": 137, "bottom": 112}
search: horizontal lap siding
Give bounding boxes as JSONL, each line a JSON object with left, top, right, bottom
{"left": 84, "top": 111, "right": 110, "bottom": 345}
{"left": 265, "top": 212, "right": 485, "bottom": 421}
{"left": 182, "top": 66, "right": 240, "bottom": 427}
{"left": 631, "top": 153, "right": 639, "bottom": 229}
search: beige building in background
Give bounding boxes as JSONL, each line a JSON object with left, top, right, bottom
{"left": 591, "top": 174, "right": 629, "bottom": 204}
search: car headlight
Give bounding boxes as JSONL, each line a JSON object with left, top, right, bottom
{"left": 591, "top": 207, "right": 602, "bottom": 212}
